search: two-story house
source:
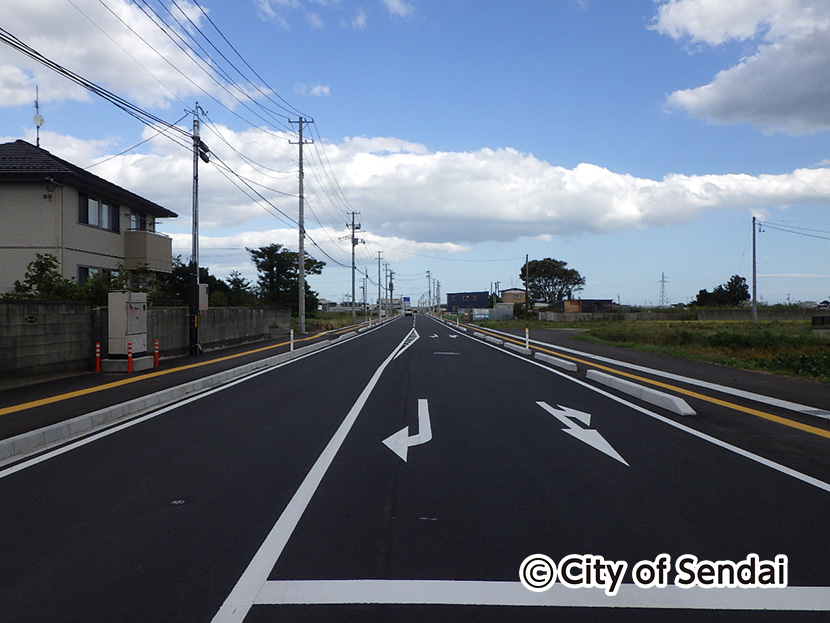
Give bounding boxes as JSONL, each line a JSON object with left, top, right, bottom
{"left": 0, "top": 140, "right": 177, "bottom": 293}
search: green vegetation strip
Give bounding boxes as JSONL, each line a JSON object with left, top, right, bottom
{"left": 477, "top": 319, "right": 830, "bottom": 384}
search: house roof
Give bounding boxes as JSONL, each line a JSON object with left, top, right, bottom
{"left": 0, "top": 140, "right": 177, "bottom": 219}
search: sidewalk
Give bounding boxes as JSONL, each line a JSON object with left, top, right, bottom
{"left": 0, "top": 330, "right": 339, "bottom": 444}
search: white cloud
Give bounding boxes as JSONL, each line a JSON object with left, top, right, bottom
{"left": 32, "top": 128, "right": 830, "bottom": 252}
{"left": 653, "top": 0, "right": 830, "bottom": 134}
{"left": 0, "top": 0, "right": 262, "bottom": 110}
{"left": 295, "top": 83, "right": 331, "bottom": 97}
{"left": 381, "top": 0, "right": 415, "bottom": 18}
{"left": 349, "top": 9, "right": 368, "bottom": 30}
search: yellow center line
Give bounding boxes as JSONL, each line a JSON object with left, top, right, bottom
{"left": 0, "top": 328, "right": 350, "bottom": 418}
{"left": 472, "top": 326, "right": 830, "bottom": 440}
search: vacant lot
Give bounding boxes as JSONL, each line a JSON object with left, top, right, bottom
{"left": 480, "top": 319, "right": 830, "bottom": 384}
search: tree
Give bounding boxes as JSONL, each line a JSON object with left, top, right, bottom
{"left": 156, "top": 256, "right": 234, "bottom": 306}
{"left": 247, "top": 243, "right": 325, "bottom": 312}
{"left": 520, "top": 258, "right": 585, "bottom": 305}
{"left": 693, "top": 275, "right": 750, "bottom": 307}
{"left": 4, "top": 253, "right": 83, "bottom": 300}
{"left": 226, "top": 270, "right": 259, "bottom": 306}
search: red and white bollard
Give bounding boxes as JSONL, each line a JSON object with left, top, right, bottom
{"left": 127, "top": 342, "right": 133, "bottom": 373}
{"left": 95, "top": 342, "right": 101, "bottom": 373}
{"left": 154, "top": 339, "right": 159, "bottom": 368}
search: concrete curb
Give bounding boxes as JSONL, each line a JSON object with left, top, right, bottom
{"left": 586, "top": 369, "right": 696, "bottom": 416}
{"left": 504, "top": 343, "right": 531, "bottom": 356}
{"left": 473, "top": 332, "right": 486, "bottom": 339}
{"left": 485, "top": 336, "right": 504, "bottom": 346}
{"left": 0, "top": 338, "right": 337, "bottom": 466}
{"left": 534, "top": 352, "right": 578, "bottom": 372}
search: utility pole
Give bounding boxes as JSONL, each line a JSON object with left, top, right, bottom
{"left": 190, "top": 103, "right": 210, "bottom": 356}
{"left": 426, "top": 271, "right": 431, "bottom": 315}
{"left": 376, "top": 251, "right": 383, "bottom": 320}
{"left": 436, "top": 280, "right": 441, "bottom": 315}
{"left": 343, "top": 211, "right": 363, "bottom": 322}
{"left": 383, "top": 262, "right": 390, "bottom": 318}
{"left": 752, "top": 216, "right": 758, "bottom": 323}
{"left": 290, "top": 117, "right": 313, "bottom": 334}
{"left": 363, "top": 269, "right": 368, "bottom": 319}
{"left": 389, "top": 269, "right": 395, "bottom": 316}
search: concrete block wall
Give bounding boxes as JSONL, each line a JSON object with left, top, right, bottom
{"left": 0, "top": 301, "right": 292, "bottom": 383}
{"left": 0, "top": 300, "right": 95, "bottom": 380}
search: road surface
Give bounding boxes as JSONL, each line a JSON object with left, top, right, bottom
{"left": 1, "top": 314, "right": 829, "bottom": 622}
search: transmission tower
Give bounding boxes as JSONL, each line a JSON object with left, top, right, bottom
{"left": 658, "top": 272, "right": 669, "bottom": 307}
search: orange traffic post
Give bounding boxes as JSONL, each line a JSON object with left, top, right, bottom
{"left": 127, "top": 342, "right": 133, "bottom": 373}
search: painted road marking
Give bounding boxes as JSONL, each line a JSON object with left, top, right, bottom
{"left": 211, "top": 328, "right": 416, "bottom": 623}
{"left": 442, "top": 318, "right": 830, "bottom": 494}
{"left": 537, "top": 401, "right": 628, "bottom": 466}
{"left": 383, "top": 399, "right": 432, "bottom": 462}
{"left": 0, "top": 331, "right": 336, "bottom": 418}
{"left": 466, "top": 323, "right": 830, "bottom": 440}
{"left": 253, "top": 579, "right": 830, "bottom": 610}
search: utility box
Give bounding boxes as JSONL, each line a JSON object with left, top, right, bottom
{"left": 199, "top": 283, "right": 209, "bottom": 311}
{"left": 108, "top": 291, "right": 148, "bottom": 355}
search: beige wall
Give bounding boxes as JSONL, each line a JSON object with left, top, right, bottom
{"left": 0, "top": 183, "right": 62, "bottom": 293}
{"left": 1, "top": 181, "right": 172, "bottom": 293}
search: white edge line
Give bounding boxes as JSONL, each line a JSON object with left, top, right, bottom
{"left": 436, "top": 317, "right": 830, "bottom": 495}
{"left": 254, "top": 580, "right": 830, "bottom": 611}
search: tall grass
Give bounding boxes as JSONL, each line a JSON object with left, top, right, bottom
{"left": 577, "top": 321, "right": 830, "bottom": 382}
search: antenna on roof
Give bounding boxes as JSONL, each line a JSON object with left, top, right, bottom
{"left": 33, "top": 86, "right": 44, "bottom": 148}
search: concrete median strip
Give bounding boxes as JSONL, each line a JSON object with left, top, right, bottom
{"left": 0, "top": 339, "right": 337, "bottom": 466}
{"left": 534, "top": 352, "right": 578, "bottom": 372}
{"left": 586, "top": 369, "right": 696, "bottom": 416}
{"left": 504, "top": 343, "right": 531, "bottom": 355}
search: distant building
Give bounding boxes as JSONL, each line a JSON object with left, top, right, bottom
{"left": 0, "top": 140, "right": 177, "bottom": 293}
{"left": 446, "top": 291, "right": 489, "bottom": 312}
{"left": 557, "top": 299, "right": 618, "bottom": 313}
{"left": 500, "top": 288, "right": 526, "bottom": 304}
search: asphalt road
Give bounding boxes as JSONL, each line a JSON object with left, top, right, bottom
{"left": 1, "top": 314, "right": 829, "bottom": 622}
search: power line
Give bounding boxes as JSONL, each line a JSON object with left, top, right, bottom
{"left": 0, "top": 26, "right": 191, "bottom": 146}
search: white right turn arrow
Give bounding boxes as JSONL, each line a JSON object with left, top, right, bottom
{"left": 383, "top": 399, "right": 433, "bottom": 462}
{"left": 537, "top": 401, "right": 628, "bottom": 466}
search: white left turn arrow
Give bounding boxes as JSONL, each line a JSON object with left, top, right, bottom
{"left": 383, "top": 399, "right": 433, "bottom": 462}
{"left": 537, "top": 401, "right": 628, "bottom": 466}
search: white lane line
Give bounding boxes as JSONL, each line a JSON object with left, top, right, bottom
{"left": 211, "top": 329, "right": 415, "bottom": 623}
{"left": 255, "top": 580, "right": 830, "bottom": 610}
{"left": 474, "top": 323, "right": 829, "bottom": 419}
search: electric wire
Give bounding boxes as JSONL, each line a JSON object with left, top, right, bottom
{"left": 84, "top": 113, "right": 189, "bottom": 169}
{"left": 0, "top": 26, "right": 191, "bottom": 147}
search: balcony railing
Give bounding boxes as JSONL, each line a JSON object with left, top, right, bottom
{"left": 124, "top": 229, "right": 173, "bottom": 273}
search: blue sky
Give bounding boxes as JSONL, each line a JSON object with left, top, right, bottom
{"left": 2, "top": 0, "right": 829, "bottom": 307}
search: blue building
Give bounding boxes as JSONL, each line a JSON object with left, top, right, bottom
{"left": 446, "top": 291, "right": 489, "bottom": 312}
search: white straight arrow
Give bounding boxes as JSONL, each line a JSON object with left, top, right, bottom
{"left": 537, "top": 401, "right": 628, "bottom": 466}
{"left": 383, "top": 399, "right": 433, "bottom": 462}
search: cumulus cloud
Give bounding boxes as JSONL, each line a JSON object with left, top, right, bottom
{"left": 37, "top": 127, "right": 830, "bottom": 250}
{"left": 653, "top": 0, "right": 830, "bottom": 134}
{"left": 0, "top": 0, "right": 264, "bottom": 110}
{"left": 381, "top": 0, "right": 415, "bottom": 18}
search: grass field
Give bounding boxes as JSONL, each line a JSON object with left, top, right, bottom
{"left": 475, "top": 318, "right": 830, "bottom": 384}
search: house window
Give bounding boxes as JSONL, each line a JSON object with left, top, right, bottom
{"left": 78, "top": 194, "right": 119, "bottom": 232}
{"left": 77, "top": 266, "right": 101, "bottom": 286}
{"left": 129, "top": 211, "right": 154, "bottom": 232}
